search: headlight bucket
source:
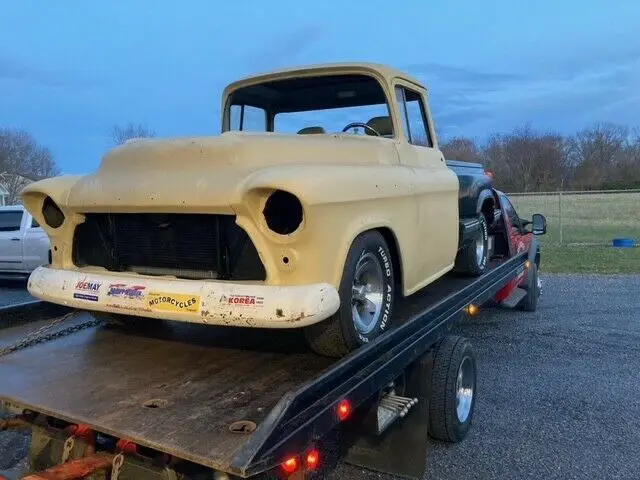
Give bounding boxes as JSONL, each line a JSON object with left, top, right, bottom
{"left": 262, "top": 190, "right": 303, "bottom": 235}
{"left": 42, "top": 196, "right": 65, "bottom": 229}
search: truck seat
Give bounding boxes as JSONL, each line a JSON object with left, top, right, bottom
{"left": 297, "top": 126, "right": 326, "bottom": 134}
{"left": 366, "top": 116, "right": 393, "bottom": 137}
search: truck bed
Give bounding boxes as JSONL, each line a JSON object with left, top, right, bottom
{"left": 0, "top": 253, "right": 529, "bottom": 477}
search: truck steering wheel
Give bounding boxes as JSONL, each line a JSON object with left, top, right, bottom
{"left": 341, "top": 122, "right": 381, "bottom": 136}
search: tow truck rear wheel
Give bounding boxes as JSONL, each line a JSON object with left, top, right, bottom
{"left": 428, "top": 335, "right": 477, "bottom": 442}
{"left": 455, "top": 213, "right": 488, "bottom": 277}
{"left": 303, "top": 230, "right": 395, "bottom": 358}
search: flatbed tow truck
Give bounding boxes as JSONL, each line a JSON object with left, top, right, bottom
{"left": 0, "top": 225, "right": 542, "bottom": 480}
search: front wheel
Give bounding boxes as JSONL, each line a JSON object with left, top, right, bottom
{"left": 303, "top": 230, "right": 396, "bottom": 357}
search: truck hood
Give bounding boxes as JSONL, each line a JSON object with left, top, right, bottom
{"left": 65, "top": 131, "right": 398, "bottom": 211}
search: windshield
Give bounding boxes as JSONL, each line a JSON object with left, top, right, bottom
{"left": 224, "top": 73, "right": 393, "bottom": 137}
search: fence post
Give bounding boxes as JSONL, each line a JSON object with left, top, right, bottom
{"left": 558, "top": 191, "right": 563, "bottom": 246}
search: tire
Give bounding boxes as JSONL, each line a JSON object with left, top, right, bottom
{"left": 428, "top": 335, "right": 477, "bottom": 442}
{"left": 520, "top": 262, "right": 540, "bottom": 312}
{"left": 455, "top": 214, "right": 488, "bottom": 277}
{"left": 303, "top": 230, "right": 395, "bottom": 357}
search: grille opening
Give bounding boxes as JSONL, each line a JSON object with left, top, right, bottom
{"left": 73, "top": 213, "right": 266, "bottom": 281}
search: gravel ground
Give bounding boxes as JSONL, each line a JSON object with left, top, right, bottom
{"left": 1, "top": 273, "right": 639, "bottom": 479}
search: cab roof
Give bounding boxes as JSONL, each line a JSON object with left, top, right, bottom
{"left": 223, "top": 62, "right": 425, "bottom": 97}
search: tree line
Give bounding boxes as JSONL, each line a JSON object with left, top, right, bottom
{"left": 438, "top": 122, "right": 640, "bottom": 193}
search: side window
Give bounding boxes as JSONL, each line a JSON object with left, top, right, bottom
{"left": 0, "top": 211, "right": 23, "bottom": 232}
{"left": 395, "top": 87, "right": 411, "bottom": 141}
{"left": 31, "top": 217, "right": 40, "bottom": 228}
{"left": 395, "top": 86, "right": 433, "bottom": 147}
{"left": 230, "top": 104, "right": 267, "bottom": 132}
{"left": 500, "top": 195, "right": 521, "bottom": 229}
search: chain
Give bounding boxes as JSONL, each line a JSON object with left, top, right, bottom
{"left": 0, "top": 311, "right": 103, "bottom": 357}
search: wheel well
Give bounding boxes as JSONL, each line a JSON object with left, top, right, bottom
{"left": 480, "top": 196, "right": 495, "bottom": 225}
{"left": 376, "top": 227, "right": 403, "bottom": 295}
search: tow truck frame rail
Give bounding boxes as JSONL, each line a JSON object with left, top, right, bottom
{"left": 0, "top": 239, "right": 538, "bottom": 480}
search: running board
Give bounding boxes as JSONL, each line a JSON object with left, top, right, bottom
{"left": 501, "top": 286, "right": 527, "bottom": 308}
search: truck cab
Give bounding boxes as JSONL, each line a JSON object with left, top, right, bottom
{"left": 0, "top": 204, "right": 51, "bottom": 278}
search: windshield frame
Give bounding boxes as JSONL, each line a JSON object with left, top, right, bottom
{"left": 220, "top": 69, "right": 397, "bottom": 138}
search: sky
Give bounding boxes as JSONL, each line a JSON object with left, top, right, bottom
{"left": 1, "top": 0, "right": 639, "bottom": 174}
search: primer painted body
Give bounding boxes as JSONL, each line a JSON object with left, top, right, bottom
{"left": 21, "top": 62, "right": 462, "bottom": 328}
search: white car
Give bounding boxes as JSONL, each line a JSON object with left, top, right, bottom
{"left": 0, "top": 205, "right": 51, "bottom": 278}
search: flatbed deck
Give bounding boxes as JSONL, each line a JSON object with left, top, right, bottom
{"left": 0, "top": 251, "right": 531, "bottom": 477}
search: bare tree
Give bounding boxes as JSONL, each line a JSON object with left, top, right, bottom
{"left": 111, "top": 122, "right": 155, "bottom": 145}
{"left": 0, "top": 128, "right": 59, "bottom": 204}
{"left": 440, "top": 136, "right": 484, "bottom": 162}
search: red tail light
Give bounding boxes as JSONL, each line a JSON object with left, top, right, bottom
{"left": 281, "top": 456, "right": 299, "bottom": 475}
{"left": 485, "top": 170, "right": 494, "bottom": 180}
{"left": 336, "top": 399, "right": 352, "bottom": 421}
{"left": 306, "top": 449, "right": 320, "bottom": 470}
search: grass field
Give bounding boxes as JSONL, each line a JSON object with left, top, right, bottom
{"left": 508, "top": 191, "right": 640, "bottom": 274}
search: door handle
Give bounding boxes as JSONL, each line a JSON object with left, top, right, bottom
{"left": 11, "top": 238, "right": 20, "bottom": 241}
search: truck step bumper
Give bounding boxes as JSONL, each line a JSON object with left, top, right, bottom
{"left": 27, "top": 266, "right": 340, "bottom": 328}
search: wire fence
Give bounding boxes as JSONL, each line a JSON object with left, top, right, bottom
{"left": 506, "top": 189, "right": 640, "bottom": 246}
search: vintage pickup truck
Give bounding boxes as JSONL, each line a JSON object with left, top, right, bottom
{"left": 21, "top": 62, "right": 499, "bottom": 357}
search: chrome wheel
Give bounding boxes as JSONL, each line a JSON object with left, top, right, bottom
{"left": 475, "top": 235, "right": 485, "bottom": 266}
{"left": 351, "top": 252, "right": 384, "bottom": 335}
{"left": 456, "top": 356, "right": 474, "bottom": 423}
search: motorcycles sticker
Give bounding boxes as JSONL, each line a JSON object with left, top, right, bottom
{"left": 146, "top": 292, "right": 201, "bottom": 313}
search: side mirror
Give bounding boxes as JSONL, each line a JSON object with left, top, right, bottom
{"left": 532, "top": 213, "right": 546, "bottom": 235}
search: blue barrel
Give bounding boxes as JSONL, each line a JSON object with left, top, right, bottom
{"left": 612, "top": 238, "right": 637, "bottom": 248}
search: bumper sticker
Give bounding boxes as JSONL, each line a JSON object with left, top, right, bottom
{"left": 146, "top": 292, "right": 201, "bottom": 313}
{"left": 107, "top": 283, "right": 146, "bottom": 301}
{"left": 220, "top": 294, "right": 265, "bottom": 307}
{"left": 73, "top": 279, "right": 102, "bottom": 302}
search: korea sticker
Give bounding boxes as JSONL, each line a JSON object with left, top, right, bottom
{"left": 146, "top": 292, "right": 201, "bottom": 313}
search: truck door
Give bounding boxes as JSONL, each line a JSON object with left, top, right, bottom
{"left": 392, "top": 83, "right": 459, "bottom": 283}
{"left": 0, "top": 208, "right": 25, "bottom": 270}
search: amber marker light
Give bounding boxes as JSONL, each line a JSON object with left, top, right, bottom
{"left": 465, "top": 304, "right": 479, "bottom": 316}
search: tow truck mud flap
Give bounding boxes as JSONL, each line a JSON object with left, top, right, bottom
{"left": 342, "top": 350, "right": 434, "bottom": 479}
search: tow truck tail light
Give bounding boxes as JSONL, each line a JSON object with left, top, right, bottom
{"left": 485, "top": 170, "right": 494, "bottom": 180}
{"left": 281, "top": 456, "right": 299, "bottom": 475}
{"left": 306, "top": 449, "right": 320, "bottom": 470}
{"left": 336, "top": 399, "right": 352, "bottom": 421}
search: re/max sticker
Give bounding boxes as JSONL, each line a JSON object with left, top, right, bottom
{"left": 146, "top": 292, "right": 201, "bottom": 313}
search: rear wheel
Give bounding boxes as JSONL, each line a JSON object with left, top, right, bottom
{"left": 303, "top": 230, "right": 395, "bottom": 357}
{"left": 455, "top": 214, "right": 488, "bottom": 277}
{"left": 428, "top": 335, "right": 477, "bottom": 442}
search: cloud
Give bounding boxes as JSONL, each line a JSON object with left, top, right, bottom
{"left": 404, "top": 61, "right": 523, "bottom": 87}
{"left": 0, "top": 56, "right": 65, "bottom": 87}
{"left": 232, "top": 23, "right": 326, "bottom": 74}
